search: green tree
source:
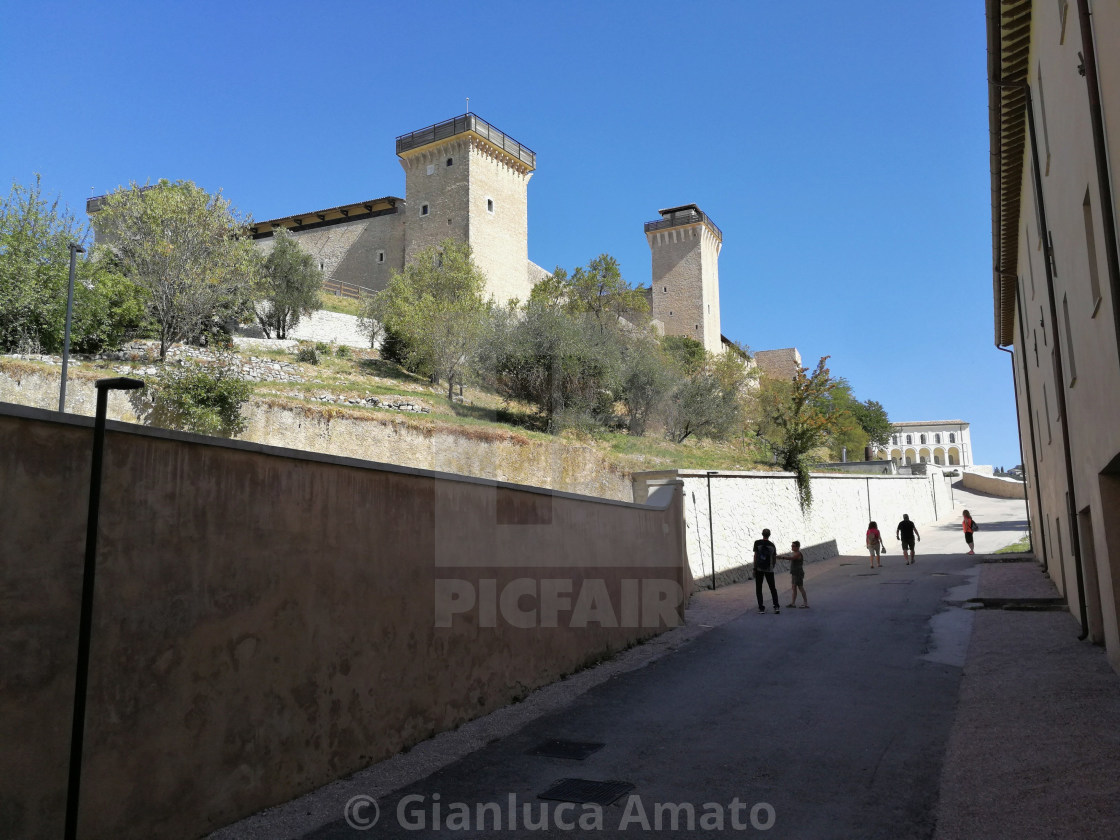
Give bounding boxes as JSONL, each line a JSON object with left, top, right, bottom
{"left": 372, "top": 239, "right": 489, "bottom": 399}
{"left": 0, "top": 175, "right": 148, "bottom": 353}
{"left": 619, "top": 336, "right": 677, "bottom": 436}
{"left": 663, "top": 349, "right": 751, "bottom": 444}
{"left": 529, "top": 254, "right": 649, "bottom": 332}
{"left": 490, "top": 300, "right": 620, "bottom": 431}
{"left": 92, "top": 180, "right": 260, "bottom": 359}
{"left": 850, "top": 399, "right": 892, "bottom": 453}
{"left": 661, "top": 334, "right": 707, "bottom": 375}
{"left": 758, "top": 356, "right": 843, "bottom": 509}
{"left": 0, "top": 175, "right": 85, "bottom": 352}
{"left": 256, "top": 229, "right": 322, "bottom": 339}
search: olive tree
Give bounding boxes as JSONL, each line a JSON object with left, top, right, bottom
{"left": 92, "top": 180, "right": 260, "bottom": 358}
{"left": 256, "top": 229, "right": 322, "bottom": 339}
{"left": 371, "top": 238, "right": 489, "bottom": 399}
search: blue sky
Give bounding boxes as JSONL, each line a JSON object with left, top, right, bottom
{"left": 0, "top": 1, "right": 1021, "bottom": 467}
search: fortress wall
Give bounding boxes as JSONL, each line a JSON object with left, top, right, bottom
{"left": 650, "top": 226, "right": 706, "bottom": 346}
{"left": 634, "top": 469, "right": 952, "bottom": 586}
{"left": 254, "top": 211, "right": 404, "bottom": 295}
{"left": 0, "top": 403, "right": 688, "bottom": 840}
{"left": 467, "top": 142, "right": 532, "bottom": 304}
{"left": 402, "top": 139, "right": 470, "bottom": 267}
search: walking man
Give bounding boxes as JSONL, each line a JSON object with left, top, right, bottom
{"left": 896, "top": 514, "right": 921, "bottom": 565}
{"left": 753, "top": 528, "right": 780, "bottom": 614}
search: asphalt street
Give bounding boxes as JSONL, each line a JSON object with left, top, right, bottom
{"left": 278, "top": 491, "right": 1029, "bottom": 839}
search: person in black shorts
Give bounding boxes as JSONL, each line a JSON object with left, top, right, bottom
{"left": 753, "top": 528, "right": 780, "bottom": 614}
{"left": 896, "top": 514, "right": 920, "bottom": 565}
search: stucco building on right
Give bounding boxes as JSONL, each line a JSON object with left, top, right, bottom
{"left": 987, "top": 0, "right": 1120, "bottom": 669}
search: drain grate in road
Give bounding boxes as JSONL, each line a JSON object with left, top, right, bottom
{"left": 854, "top": 572, "right": 878, "bottom": 576}
{"left": 527, "top": 740, "right": 604, "bottom": 761}
{"left": 538, "top": 778, "right": 634, "bottom": 806}
{"left": 880, "top": 580, "right": 914, "bottom": 585}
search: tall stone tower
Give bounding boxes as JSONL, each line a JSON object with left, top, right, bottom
{"left": 396, "top": 113, "right": 535, "bottom": 303}
{"left": 645, "top": 204, "right": 723, "bottom": 354}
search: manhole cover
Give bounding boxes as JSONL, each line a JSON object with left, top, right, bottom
{"left": 527, "top": 740, "right": 604, "bottom": 761}
{"left": 538, "top": 778, "right": 634, "bottom": 805}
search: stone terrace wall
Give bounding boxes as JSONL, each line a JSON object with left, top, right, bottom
{"left": 0, "top": 362, "right": 632, "bottom": 501}
{"left": 0, "top": 403, "right": 688, "bottom": 840}
{"left": 634, "top": 469, "right": 954, "bottom": 587}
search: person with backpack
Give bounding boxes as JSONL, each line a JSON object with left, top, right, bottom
{"left": 753, "top": 528, "right": 781, "bottom": 614}
{"left": 866, "top": 521, "right": 886, "bottom": 568}
{"left": 963, "top": 509, "right": 979, "bottom": 555}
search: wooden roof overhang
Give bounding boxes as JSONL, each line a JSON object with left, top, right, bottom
{"left": 987, "top": 0, "right": 1033, "bottom": 347}
{"left": 248, "top": 196, "right": 402, "bottom": 239}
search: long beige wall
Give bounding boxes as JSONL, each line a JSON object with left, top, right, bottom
{"left": 634, "top": 469, "right": 953, "bottom": 585}
{"left": 0, "top": 403, "right": 687, "bottom": 840}
{"left": 961, "top": 471, "right": 1027, "bottom": 499}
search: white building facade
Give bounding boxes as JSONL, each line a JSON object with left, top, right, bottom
{"left": 884, "top": 420, "right": 973, "bottom": 467}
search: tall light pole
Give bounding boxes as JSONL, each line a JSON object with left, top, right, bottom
{"left": 64, "top": 376, "right": 144, "bottom": 840}
{"left": 59, "top": 243, "right": 85, "bottom": 413}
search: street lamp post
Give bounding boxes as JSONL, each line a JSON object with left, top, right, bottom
{"left": 64, "top": 376, "right": 144, "bottom": 840}
{"left": 706, "top": 471, "right": 717, "bottom": 590}
{"left": 59, "top": 243, "right": 85, "bottom": 413}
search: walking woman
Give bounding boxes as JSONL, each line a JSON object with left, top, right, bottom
{"left": 866, "top": 521, "right": 886, "bottom": 568}
{"left": 962, "top": 509, "right": 977, "bottom": 555}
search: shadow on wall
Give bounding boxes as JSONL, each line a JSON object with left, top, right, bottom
{"left": 695, "top": 539, "right": 839, "bottom": 591}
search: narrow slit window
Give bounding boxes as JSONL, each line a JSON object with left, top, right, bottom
{"left": 1043, "top": 383, "right": 1052, "bottom": 443}
{"left": 420, "top": 204, "right": 429, "bottom": 216}
{"left": 1062, "top": 294, "right": 1077, "bottom": 384}
{"left": 487, "top": 198, "right": 494, "bottom": 213}
{"left": 446, "top": 157, "right": 453, "bottom": 166}
{"left": 1083, "top": 188, "right": 1103, "bottom": 311}
{"left": 377, "top": 251, "right": 385, "bottom": 263}
{"left": 1026, "top": 230, "right": 1036, "bottom": 298}
{"left": 1037, "top": 64, "right": 1051, "bottom": 175}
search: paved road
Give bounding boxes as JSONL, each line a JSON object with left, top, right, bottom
{"left": 278, "top": 488, "right": 1028, "bottom": 839}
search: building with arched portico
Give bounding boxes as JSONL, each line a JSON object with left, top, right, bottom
{"left": 879, "top": 420, "right": 973, "bottom": 467}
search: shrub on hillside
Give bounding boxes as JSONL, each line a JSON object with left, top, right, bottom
{"left": 296, "top": 345, "right": 320, "bottom": 365}
{"left": 146, "top": 358, "right": 251, "bottom": 437}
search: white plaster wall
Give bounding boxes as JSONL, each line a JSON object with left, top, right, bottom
{"left": 240, "top": 310, "right": 369, "bottom": 347}
{"left": 634, "top": 470, "right": 950, "bottom": 585}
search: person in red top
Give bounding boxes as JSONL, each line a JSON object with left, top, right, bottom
{"left": 866, "top": 521, "right": 886, "bottom": 568}
{"left": 962, "top": 509, "right": 977, "bottom": 555}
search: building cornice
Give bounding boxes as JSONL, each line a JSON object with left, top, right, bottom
{"left": 987, "top": 0, "right": 1033, "bottom": 347}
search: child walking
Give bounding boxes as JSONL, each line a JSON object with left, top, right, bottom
{"left": 785, "top": 541, "right": 809, "bottom": 608}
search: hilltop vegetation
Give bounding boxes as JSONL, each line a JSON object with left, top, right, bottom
{"left": 1, "top": 177, "right": 892, "bottom": 499}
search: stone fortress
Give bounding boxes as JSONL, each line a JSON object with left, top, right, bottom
{"left": 249, "top": 112, "right": 739, "bottom": 357}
